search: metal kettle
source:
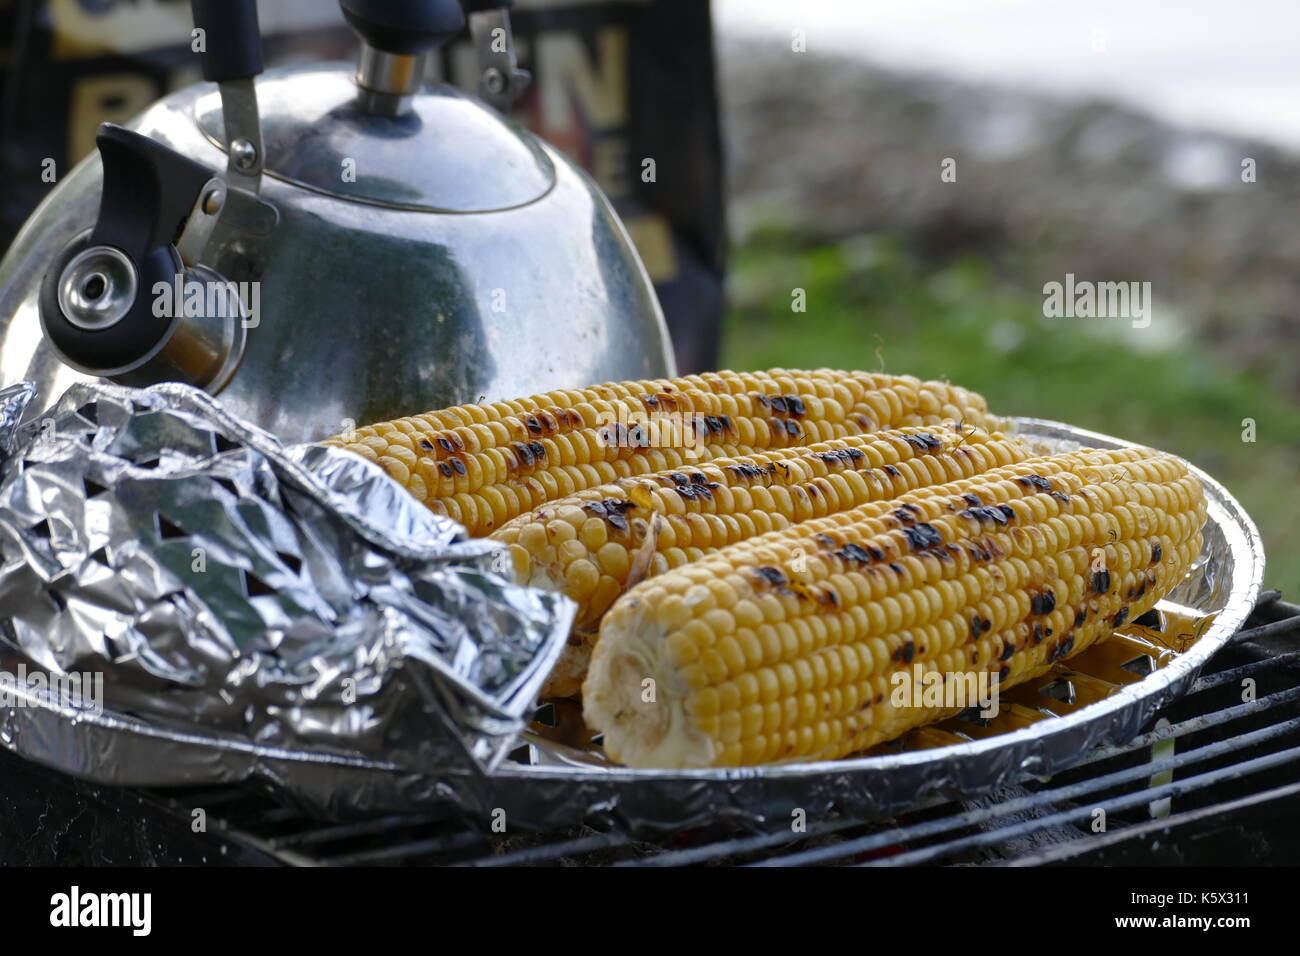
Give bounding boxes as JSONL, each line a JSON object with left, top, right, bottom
{"left": 0, "top": 0, "right": 674, "bottom": 444}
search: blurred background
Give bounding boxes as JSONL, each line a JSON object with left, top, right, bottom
{"left": 0, "top": 0, "right": 1296, "bottom": 595}
{"left": 713, "top": 0, "right": 1300, "bottom": 597}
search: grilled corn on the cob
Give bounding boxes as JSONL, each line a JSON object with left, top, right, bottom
{"left": 495, "top": 424, "right": 1032, "bottom": 697}
{"left": 322, "top": 369, "right": 997, "bottom": 536}
{"left": 583, "top": 446, "right": 1206, "bottom": 768}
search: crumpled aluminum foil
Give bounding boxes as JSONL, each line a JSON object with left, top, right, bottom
{"left": 0, "top": 380, "right": 574, "bottom": 813}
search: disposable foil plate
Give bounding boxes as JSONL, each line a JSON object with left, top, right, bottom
{"left": 0, "top": 416, "right": 1266, "bottom": 829}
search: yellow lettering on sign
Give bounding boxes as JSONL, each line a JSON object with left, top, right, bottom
{"left": 593, "top": 137, "right": 629, "bottom": 197}
{"left": 50, "top": 0, "right": 192, "bottom": 60}
{"left": 536, "top": 28, "right": 628, "bottom": 134}
{"left": 50, "top": 0, "right": 343, "bottom": 60}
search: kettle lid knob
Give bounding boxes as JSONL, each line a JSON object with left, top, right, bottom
{"left": 340, "top": 0, "right": 465, "bottom": 105}
{"left": 340, "top": 0, "right": 465, "bottom": 56}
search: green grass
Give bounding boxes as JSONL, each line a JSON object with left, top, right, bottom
{"left": 721, "top": 233, "right": 1300, "bottom": 598}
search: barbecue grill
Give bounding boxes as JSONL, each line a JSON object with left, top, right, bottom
{"left": 3, "top": 591, "right": 1294, "bottom": 867}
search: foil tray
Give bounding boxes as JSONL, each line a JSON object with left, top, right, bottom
{"left": 0, "top": 418, "right": 1265, "bottom": 830}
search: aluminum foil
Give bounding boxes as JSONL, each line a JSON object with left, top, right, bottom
{"left": 0, "top": 403, "right": 1267, "bottom": 829}
{"left": 0, "top": 380, "right": 574, "bottom": 818}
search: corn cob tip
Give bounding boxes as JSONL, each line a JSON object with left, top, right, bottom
{"left": 584, "top": 599, "right": 714, "bottom": 767}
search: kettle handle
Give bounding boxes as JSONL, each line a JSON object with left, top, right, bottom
{"left": 190, "top": 0, "right": 265, "bottom": 83}
{"left": 461, "top": 0, "right": 530, "bottom": 112}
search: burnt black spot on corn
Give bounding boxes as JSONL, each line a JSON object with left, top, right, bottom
{"left": 1091, "top": 569, "right": 1111, "bottom": 594}
{"left": 418, "top": 439, "right": 434, "bottom": 452}
{"left": 837, "top": 542, "right": 875, "bottom": 564}
{"left": 1113, "top": 608, "right": 1129, "bottom": 627}
{"left": 1151, "top": 543, "right": 1163, "bottom": 564}
{"left": 1031, "top": 589, "right": 1057, "bottom": 615}
{"left": 1016, "top": 473, "right": 1054, "bottom": 492}
{"left": 514, "top": 442, "right": 537, "bottom": 467}
{"left": 902, "top": 432, "right": 943, "bottom": 452}
{"left": 902, "top": 523, "right": 943, "bottom": 552}
{"left": 961, "top": 505, "right": 1013, "bottom": 526}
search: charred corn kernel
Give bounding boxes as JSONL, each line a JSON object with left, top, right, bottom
{"left": 497, "top": 425, "right": 1029, "bottom": 697}
{"left": 583, "top": 446, "right": 1206, "bottom": 768}
{"left": 322, "top": 369, "right": 999, "bottom": 536}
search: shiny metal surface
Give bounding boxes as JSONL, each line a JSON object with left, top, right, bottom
{"left": 111, "top": 264, "right": 248, "bottom": 393}
{"left": 194, "top": 67, "right": 555, "bottom": 211}
{"left": 0, "top": 416, "right": 1265, "bottom": 826}
{"left": 56, "top": 246, "right": 135, "bottom": 330}
{"left": 0, "top": 69, "right": 674, "bottom": 446}
{"left": 468, "top": 8, "right": 530, "bottom": 113}
{"left": 356, "top": 43, "right": 427, "bottom": 98}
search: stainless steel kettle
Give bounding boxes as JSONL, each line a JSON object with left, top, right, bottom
{"left": 0, "top": 0, "right": 674, "bottom": 444}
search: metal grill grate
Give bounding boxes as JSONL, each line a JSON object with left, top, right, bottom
{"left": 96, "top": 591, "right": 1297, "bottom": 866}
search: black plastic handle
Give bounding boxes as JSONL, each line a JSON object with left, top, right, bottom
{"left": 462, "top": 0, "right": 513, "bottom": 10}
{"left": 90, "top": 125, "right": 213, "bottom": 258}
{"left": 40, "top": 125, "right": 214, "bottom": 373}
{"left": 191, "top": 0, "right": 264, "bottom": 82}
{"left": 339, "top": 0, "right": 466, "bottom": 55}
